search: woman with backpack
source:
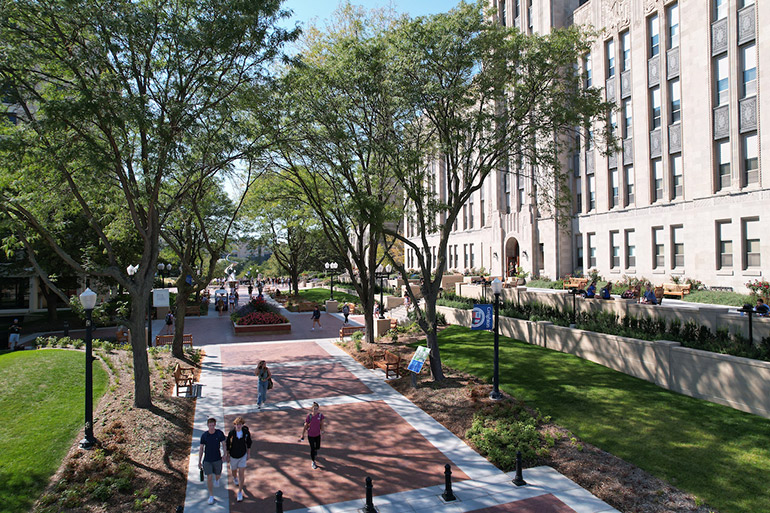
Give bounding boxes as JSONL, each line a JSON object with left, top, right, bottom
{"left": 255, "top": 360, "right": 272, "bottom": 409}
{"left": 226, "top": 417, "right": 252, "bottom": 502}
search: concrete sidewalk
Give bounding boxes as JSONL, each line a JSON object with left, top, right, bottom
{"left": 181, "top": 308, "right": 619, "bottom": 513}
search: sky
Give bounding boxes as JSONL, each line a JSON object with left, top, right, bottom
{"left": 282, "top": 0, "right": 462, "bottom": 29}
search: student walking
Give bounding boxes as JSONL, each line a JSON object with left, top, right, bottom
{"left": 8, "top": 318, "right": 21, "bottom": 350}
{"left": 311, "top": 306, "right": 322, "bottom": 330}
{"left": 342, "top": 304, "right": 350, "bottom": 325}
{"left": 163, "top": 311, "right": 174, "bottom": 335}
{"left": 255, "top": 360, "right": 272, "bottom": 409}
{"left": 226, "top": 417, "right": 252, "bottom": 502}
{"left": 298, "top": 402, "right": 325, "bottom": 469}
{"left": 199, "top": 417, "right": 228, "bottom": 505}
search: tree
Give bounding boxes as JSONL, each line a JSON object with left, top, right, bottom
{"left": 0, "top": 0, "right": 297, "bottom": 407}
{"left": 382, "top": 2, "right": 614, "bottom": 379}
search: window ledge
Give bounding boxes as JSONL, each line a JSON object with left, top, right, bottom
{"left": 653, "top": 269, "right": 666, "bottom": 274}
{"left": 610, "top": 269, "right": 621, "bottom": 274}
{"left": 624, "top": 269, "right": 636, "bottom": 274}
{"left": 670, "top": 270, "right": 685, "bottom": 275}
{"left": 716, "top": 269, "right": 734, "bottom": 276}
{"left": 743, "top": 269, "right": 762, "bottom": 277}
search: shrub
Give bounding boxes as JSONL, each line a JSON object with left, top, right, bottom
{"left": 466, "top": 403, "right": 545, "bottom": 469}
{"left": 236, "top": 312, "right": 288, "bottom": 325}
{"left": 746, "top": 279, "right": 770, "bottom": 297}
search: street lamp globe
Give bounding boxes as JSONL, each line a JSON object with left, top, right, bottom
{"left": 491, "top": 278, "right": 503, "bottom": 296}
{"left": 79, "top": 287, "right": 98, "bottom": 310}
{"left": 157, "top": 263, "right": 164, "bottom": 272}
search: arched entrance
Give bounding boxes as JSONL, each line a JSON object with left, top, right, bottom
{"left": 505, "top": 237, "right": 520, "bottom": 277}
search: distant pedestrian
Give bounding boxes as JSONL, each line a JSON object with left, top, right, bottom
{"left": 164, "top": 311, "right": 174, "bottom": 335}
{"left": 216, "top": 298, "right": 225, "bottom": 316}
{"left": 248, "top": 284, "right": 253, "bottom": 298}
{"left": 257, "top": 281, "right": 263, "bottom": 296}
{"left": 311, "top": 306, "right": 322, "bottom": 330}
{"left": 404, "top": 295, "right": 410, "bottom": 311}
{"left": 199, "top": 417, "right": 228, "bottom": 505}
{"left": 342, "top": 304, "right": 350, "bottom": 325}
{"left": 255, "top": 360, "right": 272, "bottom": 409}
{"left": 226, "top": 417, "right": 252, "bottom": 502}
{"left": 298, "top": 402, "right": 325, "bottom": 469}
{"left": 8, "top": 318, "right": 21, "bottom": 350}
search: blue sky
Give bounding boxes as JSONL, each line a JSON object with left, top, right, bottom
{"left": 282, "top": 0, "right": 462, "bottom": 28}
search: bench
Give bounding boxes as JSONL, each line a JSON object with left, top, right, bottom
{"left": 563, "top": 277, "right": 589, "bottom": 290}
{"left": 375, "top": 350, "right": 402, "bottom": 379}
{"left": 155, "top": 333, "right": 193, "bottom": 349}
{"left": 173, "top": 363, "right": 195, "bottom": 396}
{"left": 663, "top": 282, "right": 691, "bottom": 299}
{"left": 339, "top": 325, "right": 365, "bottom": 340}
{"left": 185, "top": 305, "right": 201, "bottom": 316}
{"left": 116, "top": 328, "right": 130, "bottom": 344}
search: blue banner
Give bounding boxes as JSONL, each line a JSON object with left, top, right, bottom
{"left": 472, "top": 304, "right": 493, "bottom": 330}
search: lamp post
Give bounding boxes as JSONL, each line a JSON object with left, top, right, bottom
{"left": 739, "top": 303, "right": 755, "bottom": 347}
{"left": 375, "top": 264, "right": 392, "bottom": 319}
{"left": 490, "top": 278, "right": 503, "bottom": 401}
{"left": 325, "top": 262, "right": 339, "bottom": 300}
{"left": 569, "top": 288, "right": 579, "bottom": 328}
{"left": 157, "top": 262, "right": 172, "bottom": 288}
{"left": 79, "top": 287, "right": 98, "bottom": 449}
{"left": 127, "top": 264, "right": 152, "bottom": 348}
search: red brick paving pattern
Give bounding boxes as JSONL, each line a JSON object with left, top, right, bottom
{"left": 219, "top": 341, "right": 331, "bottom": 367}
{"left": 468, "top": 494, "right": 577, "bottom": 513}
{"left": 225, "top": 401, "right": 470, "bottom": 513}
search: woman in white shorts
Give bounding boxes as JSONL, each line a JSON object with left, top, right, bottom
{"left": 225, "top": 416, "right": 252, "bottom": 502}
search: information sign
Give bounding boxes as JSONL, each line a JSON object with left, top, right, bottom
{"left": 152, "top": 288, "right": 170, "bottom": 308}
{"left": 407, "top": 346, "right": 431, "bottom": 374}
{"left": 472, "top": 304, "right": 493, "bottom": 330}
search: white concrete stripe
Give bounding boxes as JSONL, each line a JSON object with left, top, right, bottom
{"left": 223, "top": 392, "right": 382, "bottom": 416}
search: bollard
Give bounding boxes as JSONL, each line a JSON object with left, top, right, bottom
{"left": 176, "top": 507, "right": 183, "bottom": 513}
{"left": 442, "top": 464, "right": 457, "bottom": 501}
{"left": 63, "top": 321, "right": 69, "bottom": 337}
{"left": 275, "top": 490, "right": 283, "bottom": 513}
{"left": 512, "top": 451, "right": 527, "bottom": 486}
{"left": 364, "top": 476, "right": 377, "bottom": 513}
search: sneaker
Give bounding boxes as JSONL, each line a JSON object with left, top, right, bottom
{"left": 233, "top": 476, "right": 239, "bottom": 486}
{"left": 312, "top": 461, "right": 318, "bottom": 469}
{"left": 208, "top": 496, "right": 215, "bottom": 505}
{"left": 237, "top": 491, "right": 243, "bottom": 502}
{"left": 214, "top": 477, "right": 220, "bottom": 487}
{"left": 311, "top": 327, "right": 314, "bottom": 331}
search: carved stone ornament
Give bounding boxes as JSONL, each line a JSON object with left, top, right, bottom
{"left": 602, "top": 0, "right": 630, "bottom": 34}
{"left": 711, "top": 19, "right": 728, "bottom": 56}
{"left": 644, "top": 0, "right": 658, "bottom": 15}
{"left": 623, "top": 138, "right": 634, "bottom": 165}
{"left": 621, "top": 70, "right": 632, "bottom": 99}
{"left": 648, "top": 55, "right": 660, "bottom": 87}
{"left": 739, "top": 97, "right": 757, "bottom": 133}
{"left": 608, "top": 151, "right": 618, "bottom": 169}
{"left": 666, "top": 48, "right": 679, "bottom": 79}
{"left": 713, "top": 105, "right": 730, "bottom": 140}
{"left": 668, "top": 123, "right": 681, "bottom": 154}
{"left": 738, "top": 5, "right": 756, "bottom": 46}
{"left": 649, "top": 129, "right": 662, "bottom": 159}
{"left": 606, "top": 77, "right": 616, "bottom": 102}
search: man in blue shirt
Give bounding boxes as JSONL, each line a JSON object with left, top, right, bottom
{"left": 199, "top": 417, "right": 228, "bottom": 505}
{"left": 641, "top": 284, "right": 657, "bottom": 305}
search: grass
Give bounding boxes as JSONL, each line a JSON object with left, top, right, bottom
{"left": 296, "top": 288, "right": 360, "bottom": 306}
{"left": 0, "top": 349, "right": 109, "bottom": 512}
{"left": 683, "top": 289, "right": 753, "bottom": 307}
{"left": 435, "top": 325, "right": 770, "bottom": 513}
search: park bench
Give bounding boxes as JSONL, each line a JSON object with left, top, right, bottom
{"left": 173, "top": 363, "right": 195, "bottom": 396}
{"left": 155, "top": 333, "right": 193, "bottom": 349}
{"left": 116, "top": 327, "right": 130, "bottom": 344}
{"left": 663, "top": 282, "right": 691, "bottom": 299}
{"left": 339, "top": 325, "right": 365, "bottom": 340}
{"left": 185, "top": 305, "right": 201, "bottom": 316}
{"left": 563, "top": 277, "right": 589, "bottom": 290}
{"left": 375, "top": 350, "right": 402, "bottom": 379}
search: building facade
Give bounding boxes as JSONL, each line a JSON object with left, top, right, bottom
{"left": 405, "top": 0, "right": 768, "bottom": 292}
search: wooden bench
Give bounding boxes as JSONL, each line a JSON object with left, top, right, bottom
{"left": 155, "top": 333, "right": 193, "bottom": 349}
{"left": 339, "top": 325, "right": 365, "bottom": 340}
{"left": 116, "top": 328, "right": 130, "bottom": 344}
{"left": 375, "top": 350, "right": 402, "bottom": 379}
{"left": 662, "top": 282, "right": 691, "bottom": 299}
{"left": 185, "top": 305, "right": 201, "bottom": 316}
{"left": 173, "top": 363, "right": 195, "bottom": 396}
{"left": 563, "top": 277, "right": 589, "bottom": 290}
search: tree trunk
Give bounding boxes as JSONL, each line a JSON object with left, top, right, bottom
{"left": 128, "top": 294, "right": 153, "bottom": 408}
{"left": 173, "top": 285, "right": 189, "bottom": 359}
{"left": 422, "top": 292, "right": 444, "bottom": 381}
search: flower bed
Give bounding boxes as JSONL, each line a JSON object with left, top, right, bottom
{"left": 231, "top": 298, "right": 291, "bottom": 334}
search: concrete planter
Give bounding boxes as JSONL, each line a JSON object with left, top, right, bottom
{"left": 233, "top": 322, "right": 291, "bottom": 335}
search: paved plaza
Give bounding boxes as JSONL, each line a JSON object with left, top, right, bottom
{"left": 181, "top": 290, "right": 620, "bottom": 513}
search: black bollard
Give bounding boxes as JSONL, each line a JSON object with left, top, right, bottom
{"left": 512, "top": 450, "right": 527, "bottom": 486}
{"left": 63, "top": 320, "right": 69, "bottom": 337}
{"left": 175, "top": 507, "right": 183, "bottom": 513}
{"left": 364, "top": 476, "right": 377, "bottom": 513}
{"left": 275, "top": 490, "right": 283, "bottom": 513}
{"left": 442, "top": 464, "right": 457, "bottom": 501}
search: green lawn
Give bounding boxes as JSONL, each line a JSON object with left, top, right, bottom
{"left": 297, "top": 288, "right": 360, "bottom": 306}
{"left": 0, "top": 350, "right": 108, "bottom": 512}
{"left": 436, "top": 325, "right": 770, "bottom": 513}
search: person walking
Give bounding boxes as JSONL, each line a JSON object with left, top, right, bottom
{"left": 8, "top": 318, "right": 21, "bottom": 350}
{"left": 255, "top": 360, "right": 272, "bottom": 409}
{"left": 199, "top": 417, "right": 228, "bottom": 505}
{"left": 311, "top": 306, "right": 322, "bottom": 330}
{"left": 342, "top": 304, "right": 350, "bottom": 325}
{"left": 247, "top": 283, "right": 253, "bottom": 298}
{"left": 226, "top": 417, "right": 252, "bottom": 502}
{"left": 164, "top": 311, "right": 174, "bottom": 335}
{"left": 298, "top": 402, "right": 325, "bottom": 469}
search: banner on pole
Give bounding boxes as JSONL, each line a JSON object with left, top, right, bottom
{"left": 472, "top": 304, "right": 493, "bottom": 330}
{"left": 407, "top": 346, "right": 430, "bottom": 374}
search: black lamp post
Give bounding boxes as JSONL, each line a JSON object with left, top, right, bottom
{"left": 325, "top": 262, "right": 339, "bottom": 300}
{"left": 157, "top": 262, "right": 172, "bottom": 288}
{"left": 375, "top": 265, "right": 392, "bottom": 319}
{"left": 739, "top": 303, "right": 755, "bottom": 347}
{"left": 79, "top": 287, "right": 98, "bottom": 449}
{"left": 490, "top": 278, "right": 503, "bottom": 400}
{"left": 569, "top": 288, "right": 579, "bottom": 328}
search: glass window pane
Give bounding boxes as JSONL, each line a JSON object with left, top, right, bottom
{"left": 606, "top": 39, "right": 615, "bottom": 78}
{"left": 669, "top": 79, "right": 681, "bottom": 123}
{"left": 651, "top": 87, "right": 661, "bottom": 128}
{"left": 668, "top": 3, "right": 679, "bottom": 49}
{"left": 742, "top": 44, "right": 757, "bottom": 98}
{"left": 716, "top": 56, "right": 729, "bottom": 106}
{"left": 715, "top": 0, "right": 727, "bottom": 20}
{"left": 743, "top": 133, "right": 758, "bottom": 185}
{"left": 649, "top": 15, "right": 660, "bottom": 57}
{"left": 621, "top": 31, "right": 631, "bottom": 72}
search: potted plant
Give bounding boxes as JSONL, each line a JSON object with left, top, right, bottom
{"left": 514, "top": 266, "right": 529, "bottom": 286}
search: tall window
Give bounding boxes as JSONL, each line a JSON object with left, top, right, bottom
{"left": 669, "top": 79, "right": 681, "bottom": 123}
{"left": 741, "top": 44, "right": 757, "bottom": 98}
{"left": 517, "top": 172, "right": 525, "bottom": 210}
{"left": 653, "top": 227, "right": 665, "bottom": 269}
{"left": 610, "top": 169, "right": 619, "bottom": 208}
{"left": 469, "top": 196, "right": 474, "bottom": 228}
{"left": 610, "top": 231, "right": 620, "bottom": 269}
{"left": 463, "top": 244, "right": 468, "bottom": 269}
{"left": 584, "top": 53, "right": 592, "bottom": 88}
{"left": 470, "top": 243, "right": 475, "bottom": 268}
{"left": 514, "top": 0, "right": 520, "bottom": 18}
{"left": 623, "top": 98, "right": 633, "bottom": 137}
{"left": 588, "top": 233, "right": 596, "bottom": 268}
{"left": 609, "top": 109, "right": 618, "bottom": 136}
{"left": 588, "top": 174, "right": 596, "bottom": 211}
{"left": 743, "top": 218, "right": 760, "bottom": 268}
{"left": 672, "top": 226, "right": 684, "bottom": 268}
{"left": 625, "top": 165, "right": 635, "bottom": 205}
{"left": 479, "top": 186, "right": 485, "bottom": 226}
{"left": 625, "top": 229, "right": 636, "bottom": 268}
{"left": 671, "top": 154, "right": 683, "bottom": 198}
{"left": 652, "top": 159, "right": 663, "bottom": 202}
{"left": 576, "top": 234, "right": 584, "bottom": 270}
{"left": 621, "top": 31, "right": 631, "bottom": 72}
{"left": 739, "top": 0, "right": 755, "bottom": 6}
{"left": 717, "top": 221, "right": 732, "bottom": 269}
{"left": 462, "top": 205, "right": 468, "bottom": 230}
{"left": 651, "top": 86, "right": 661, "bottom": 129}
{"left": 717, "top": 139, "right": 731, "bottom": 190}
{"left": 500, "top": 0, "right": 507, "bottom": 26}
{"left": 575, "top": 177, "right": 583, "bottom": 213}
{"left": 527, "top": 0, "right": 532, "bottom": 30}
{"left": 715, "top": 0, "right": 727, "bottom": 21}
{"left": 715, "top": 55, "right": 729, "bottom": 106}
{"left": 649, "top": 14, "right": 660, "bottom": 57}
{"left": 667, "top": 3, "right": 679, "bottom": 49}
{"left": 503, "top": 170, "right": 511, "bottom": 213}
{"left": 743, "top": 133, "right": 758, "bottom": 185}
{"left": 606, "top": 39, "right": 616, "bottom": 78}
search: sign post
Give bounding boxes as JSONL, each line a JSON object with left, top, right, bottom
{"left": 407, "top": 346, "right": 431, "bottom": 388}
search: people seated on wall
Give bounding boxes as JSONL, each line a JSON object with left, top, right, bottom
{"left": 755, "top": 298, "right": 769, "bottom": 316}
{"left": 582, "top": 280, "right": 597, "bottom": 298}
{"left": 600, "top": 282, "right": 613, "bottom": 300}
{"left": 640, "top": 283, "right": 657, "bottom": 305}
